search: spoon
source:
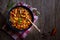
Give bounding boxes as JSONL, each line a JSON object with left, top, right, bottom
{"left": 27, "top": 18, "right": 41, "bottom": 32}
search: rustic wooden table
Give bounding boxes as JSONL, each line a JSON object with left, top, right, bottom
{"left": 0, "top": 0, "right": 59, "bottom": 40}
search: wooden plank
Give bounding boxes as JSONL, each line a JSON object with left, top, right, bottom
{"left": 55, "top": 0, "right": 60, "bottom": 40}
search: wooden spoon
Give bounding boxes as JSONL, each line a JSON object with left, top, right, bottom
{"left": 27, "top": 18, "right": 41, "bottom": 32}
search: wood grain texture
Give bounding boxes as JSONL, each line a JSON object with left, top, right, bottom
{"left": 0, "top": 0, "right": 58, "bottom": 40}
{"left": 55, "top": 0, "right": 60, "bottom": 40}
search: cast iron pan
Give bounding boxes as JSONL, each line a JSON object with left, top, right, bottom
{"left": 7, "top": 6, "right": 34, "bottom": 32}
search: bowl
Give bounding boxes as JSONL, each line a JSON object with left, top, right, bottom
{"left": 7, "top": 6, "right": 34, "bottom": 32}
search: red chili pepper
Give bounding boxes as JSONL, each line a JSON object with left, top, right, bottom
{"left": 50, "top": 27, "right": 56, "bottom": 36}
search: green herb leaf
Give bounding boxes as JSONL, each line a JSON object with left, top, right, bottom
{"left": 18, "top": 18, "right": 22, "bottom": 24}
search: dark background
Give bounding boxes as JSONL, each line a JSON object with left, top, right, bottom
{"left": 0, "top": 0, "right": 60, "bottom": 40}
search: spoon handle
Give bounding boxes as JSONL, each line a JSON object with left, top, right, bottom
{"left": 28, "top": 19, "right": 41, "bottom": 32}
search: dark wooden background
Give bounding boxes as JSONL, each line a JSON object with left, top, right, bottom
{"left": 0, "top": 0, "right": 60, "bottom": 40}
